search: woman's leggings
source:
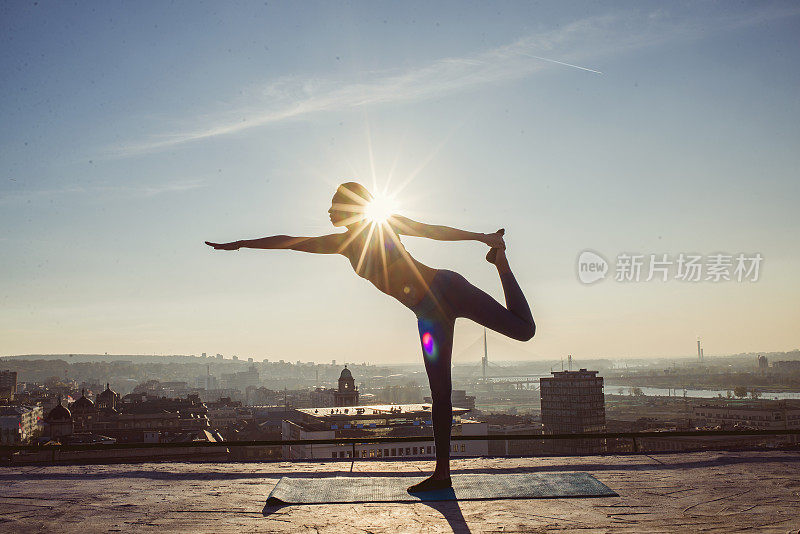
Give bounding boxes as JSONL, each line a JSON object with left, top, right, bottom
{"left": 411, "top": 269, "right": 535, "bottom": 469}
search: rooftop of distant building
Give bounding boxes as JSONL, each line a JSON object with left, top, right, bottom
{"left": 296, "top": 403, "right": 470, "bottom": 419}
{"left": 2, "top": 450, "right": 799, "bottom": 532}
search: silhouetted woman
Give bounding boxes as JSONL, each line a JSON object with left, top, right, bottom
{"left": 206, "top": 182, "right": 535, "bottom": 492}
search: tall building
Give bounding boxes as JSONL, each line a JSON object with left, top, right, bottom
{"left": 0, "top": 370, "right": 17, "bottom": 400}
{"left": 334, "top": 366, "right": 359, "bottom": 407}
{"left": 238, "top": 365, "right": 260, "bottom": 389}
{"left": 540, "top": 369, "right": 606, "bottom": 454}
{"left": 221, "top": 365, "right": 259, "bottom": 392}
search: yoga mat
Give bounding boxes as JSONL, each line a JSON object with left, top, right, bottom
{"left": 265, "top": 472, "right": 617, "bottom": 505}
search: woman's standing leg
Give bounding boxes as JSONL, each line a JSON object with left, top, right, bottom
{"left": 408, "top": 315, "right": 455, "bottom": 492}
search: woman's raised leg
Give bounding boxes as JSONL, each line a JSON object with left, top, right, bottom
{"left": 449, "top": 250, "right": 535, "bottom": 341}
{"left": 493, "top": 248, "right": 535, "bottom": 336}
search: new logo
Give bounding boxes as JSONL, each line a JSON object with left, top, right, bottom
{"left": 577, "top": 250, "right": 608, "bottom": 284}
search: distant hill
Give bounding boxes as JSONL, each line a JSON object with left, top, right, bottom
{"left": 0, "top": 353, "right": 204, "bottom": 364}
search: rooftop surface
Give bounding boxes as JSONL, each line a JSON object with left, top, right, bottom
{"left": 2, "top": 450, "right": 800, "bottom": 533}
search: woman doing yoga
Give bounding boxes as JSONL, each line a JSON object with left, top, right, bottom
{"left": 205, "top": 182, "right": 535, "bottom": 493}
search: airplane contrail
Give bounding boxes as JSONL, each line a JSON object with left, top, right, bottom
{"left": 519, "top": 52, "right": 603, "bottom": 75}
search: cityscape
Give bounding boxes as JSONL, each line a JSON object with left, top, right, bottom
{"left": 4, "top": 344, "right": 800, "bottom": 463}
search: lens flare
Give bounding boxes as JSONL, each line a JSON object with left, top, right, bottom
{"left": 422, "top": 332, "right": 435, "bottom": 354}
{"left": 364, "top": 193, "right": 397, "bottom": 224}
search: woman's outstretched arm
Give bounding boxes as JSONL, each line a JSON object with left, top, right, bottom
{"left": 389, "top": 215, "right": 504, "bottom": 248}
{"left": 205, "top": 234, "right": 344, "bottom": 254}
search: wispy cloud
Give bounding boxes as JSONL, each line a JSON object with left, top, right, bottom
{"left": 0, "top": 179, "right": 207, "bottom": 205}
{"left": 107, "top": 7, "right": 800, "bottom": 158}
{"left": 137, "top": 179, "right": 207, "bottom": 197}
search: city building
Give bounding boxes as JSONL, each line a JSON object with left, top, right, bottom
{"left": 0, "top": 405, "right": 42, "bottom": 444}
{"left": 196, "top": 373, "right": 219, "bottom": 390}
{"left": 484, "top": 414, "right": 542, "bottom": 457}
{"left": 334, "top": 366, "right": 359, "bottom": 407}
{"left": 0, "top": 370, "right": 17, "bottom": 400}
{"left": 197, "top": 388, "right": 242, "bottom": 403}
{"left": 70, "top": 390, "right": 96, "bottom": 432}
{"left": 96, "top": 383, "right": 119, "bottom": 411}
{"left": 159, "top": 381, "right": 192, "bottom": 398}
{"left": 41, "top": 386, "right": 218, "bottom": 444}
{"left": 206, "top": 397, "right": 253, "bottom": 429}
{"left": 424, "top": 389, "right": 476, "bottom": 411}
{"left": 222, "top": 364, "right": 260, "bottom": 391}
{"left": 378, "top": 384, "right": 423, "bottom": 404}
{"left": 251, "top": 406, "right": 303, "bottom": 433}
{"left": 310, "top": 387, "right": 336, "bottom": 407}
{"left": 282, "top": 403, "right": 488, "bottom": 460}
{"left": 303, "top": 366, "right": 368, "bottom": 408}
{"left": 12, "top": 388, "right": 227, "bottom": 463}
{"left": 773, "top": 361, "right": 800, "bottom": 372}
{"left": 540, "top": 369, "right": 606, "bottom": 454}
{"left": 693, "top": 401, "right": 800, "bottom": 430}
{"left": 245, "top": 386, "right": 276, "bottom": 406}
{"left": 93, "top": 393, "right": 214, "bottom": 443}
{"left": 43, "top": 398, "right": 74, "bottom": 440}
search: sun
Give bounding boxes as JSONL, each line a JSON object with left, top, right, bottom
{"left": 364, "top": 193, "right": 398, "bottom": 224}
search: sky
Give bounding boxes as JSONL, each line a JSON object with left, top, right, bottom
{"left": 1, "top": 1, "right": 799, "bottom": 364}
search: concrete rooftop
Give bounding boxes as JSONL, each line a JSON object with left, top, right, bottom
{"left": 2, "top": 450, "right": 800, "bottom": 533}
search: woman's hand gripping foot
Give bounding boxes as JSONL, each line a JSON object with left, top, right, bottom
{"left": 485, "top": 228, "right": 505, "bottom": 264}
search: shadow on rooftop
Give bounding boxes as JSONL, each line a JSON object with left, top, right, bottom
{"left": 262, "top": 486, "right": 471, "bottom": 533}
{"left": 3, "top": 452, "right": 800, "bottom": 482}
{"left": 419, "top": 494, "right": 471, "bottom": 534}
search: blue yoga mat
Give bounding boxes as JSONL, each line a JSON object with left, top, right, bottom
{"left": 265, "top": 472, "right": 617, "bottom": 504}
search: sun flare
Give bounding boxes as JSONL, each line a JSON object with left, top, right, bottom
{"left": 364, "top": 193, "right": 398, "bottom": 224}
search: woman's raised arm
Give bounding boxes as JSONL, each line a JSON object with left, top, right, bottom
{"left": 389, "top": 215, "right": 504, "bottom": 248}
{"left": 205, "top": 234, "right": 344, "bottom": 254}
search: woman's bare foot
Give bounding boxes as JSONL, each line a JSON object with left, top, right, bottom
{"left": 485, "top": 228, "right": 505, "bottom": 264}
{"left": 407, "top": 475, "right": 452, "bottom": 493}
{"left": 492, "top": 247, "right": 510, "bottom": 273}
